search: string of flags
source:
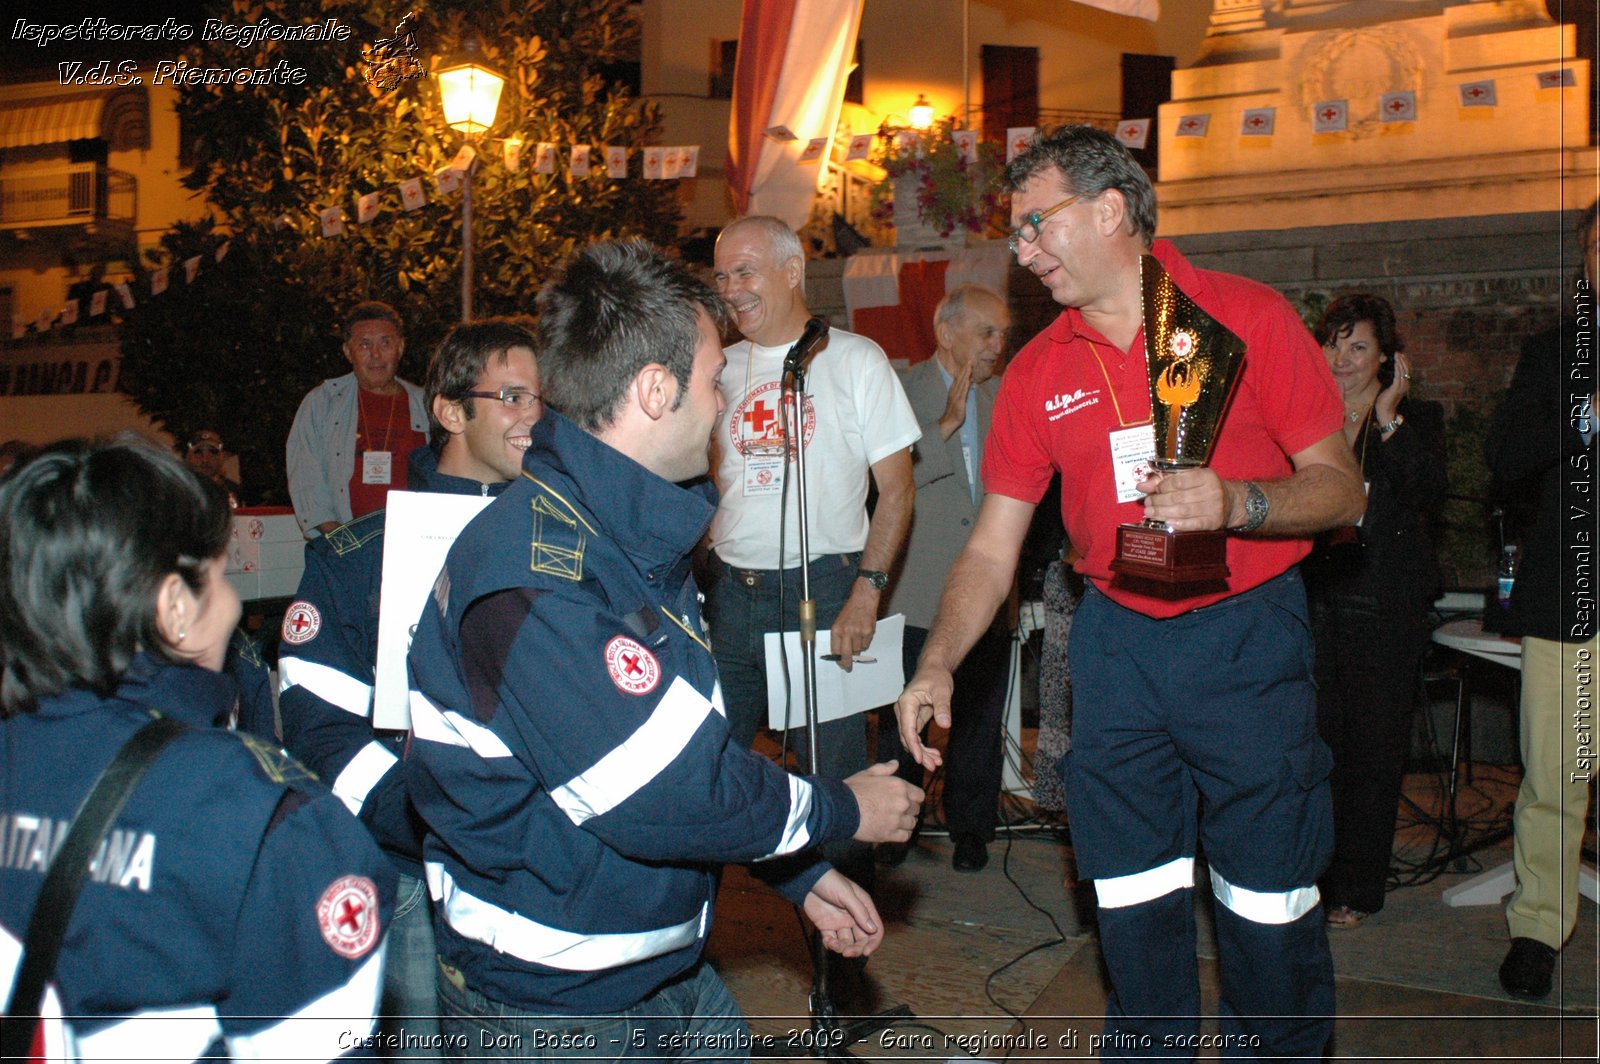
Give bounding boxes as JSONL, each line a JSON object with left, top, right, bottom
{"left": 12, "top": 242, "right": 233, "bottom": 340}
{"left": 12, "top": 137, "right": 703, "bottom": 338}
{"left": 1173, "top": 72, "right": 1576, "bottom": 138}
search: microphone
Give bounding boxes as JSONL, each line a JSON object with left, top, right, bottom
{"left": 782, "top": 316, "right": 830, "bottom": 377}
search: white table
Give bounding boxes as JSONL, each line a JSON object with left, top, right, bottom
{"left": 1431, "top": 617, "right": 1522, "bottom": 671}
{"left": 1429, "top": 618, "right": 1600, "bottom": 906}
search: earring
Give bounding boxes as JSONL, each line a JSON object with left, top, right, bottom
{"left": 177, "top": 626, "right": 188, "bottom": 644}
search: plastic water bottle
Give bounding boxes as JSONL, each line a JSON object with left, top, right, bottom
{"left": 1496, "top": 545, "right": 1518, "bottom": 612}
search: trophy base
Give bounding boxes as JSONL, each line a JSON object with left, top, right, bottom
{"left": 1109, "top": 523, "right": 1230, "bottom": 594}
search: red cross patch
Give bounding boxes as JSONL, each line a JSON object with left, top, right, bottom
{"left": 1169, "top": 329, "right": 1195, "bottom": 360}
{"left": 316, "top": 875, "right": 380, "bottom": 959}
{"left": 605, "top": 635, "right": 660, "bottom": 696}
{"left": 281, "top": 601, "right": 322, "bottom": 646}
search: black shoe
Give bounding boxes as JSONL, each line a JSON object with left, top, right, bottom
{"left": 1499, "top": 937, "right": 1557, "bottom": 999}
{"left": 875, "top": 841, "right": 910, "bottom": 867}
{"left": 952, "top": 835, "right": 989, "bottom": 873}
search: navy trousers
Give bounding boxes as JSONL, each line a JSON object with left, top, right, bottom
{"left": 1063, "top": 570, "right": 1335, "bottom": 1061}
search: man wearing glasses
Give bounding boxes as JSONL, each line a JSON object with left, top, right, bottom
{"left": 896, "top": 126, "right": 1365, "bottom": 1058}
{"left": 272, "top": 318, "right": 542, "bottom": 1055}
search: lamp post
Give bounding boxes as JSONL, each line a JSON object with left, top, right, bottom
{"left": 436, "top": 35, "right": 505, "bottom": 322}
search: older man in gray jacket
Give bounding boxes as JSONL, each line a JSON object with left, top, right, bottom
{"left": 880, "top": 283, "right": 1012, "bottom": 872}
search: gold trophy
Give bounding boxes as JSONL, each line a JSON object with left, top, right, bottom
{"left": 1109, "top": 255, "right": 1248, "bottom": 593}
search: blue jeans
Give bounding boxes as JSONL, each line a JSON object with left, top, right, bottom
{"left": 379, "top": 871, "right": 442, "bottom": 1056}
{"left": 436, "top": 959, "right": 750, "bottom": 1062}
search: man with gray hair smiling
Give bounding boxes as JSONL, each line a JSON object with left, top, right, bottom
{"left": 706, "top": 217, "right": 920, "bottom": 962}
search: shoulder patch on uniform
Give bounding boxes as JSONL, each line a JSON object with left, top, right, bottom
{"left": 281, "top": 601, "right": 322, "bottom": 645}
{"left": 323, "top": 511, "right": 386, "bottom": 557}
{"left": 530, "top": 494, "right": 585, "bottom": 581}
{"left": 316, "top": 875, "right": 381, "bottom": 959}
{"left": 605, "top": 635, "right": 660, "bottom": 695}
{"left": 237, "top": 733, "right": 319, "bottom": 786}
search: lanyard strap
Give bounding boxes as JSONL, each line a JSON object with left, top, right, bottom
{"left": 2, "top": 715, "right": 187, "bottom": 1057}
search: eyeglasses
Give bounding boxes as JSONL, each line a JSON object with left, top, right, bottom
{"left": 187, "top": 443, "right": 222, "bottom": 455}
{"left": 459, "top": 388, "right": 542, "bottom": 411}
{"left": 1006, "top": 193, "right": 1082, "bottom": 255}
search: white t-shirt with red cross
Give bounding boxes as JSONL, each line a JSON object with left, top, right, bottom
{"left": 710, "top": 328, "right": 920, "bottom": 570}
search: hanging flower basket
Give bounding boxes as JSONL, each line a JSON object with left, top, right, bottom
{"left": 869, "top": 117, "right": 1005, "bottom": 248}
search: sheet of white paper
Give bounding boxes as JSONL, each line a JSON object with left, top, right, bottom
{"left": 373, "top": 490, "right": 493, "bottom": 729}
{"left": 762, "top": 614, "right": 905, "bottom": 730}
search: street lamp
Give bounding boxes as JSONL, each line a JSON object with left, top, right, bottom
{"left": 909, "top": 94, "right": 934, "bottom": 131}
{"left": 436, "top": 34, "right": 505, "bottom": 322}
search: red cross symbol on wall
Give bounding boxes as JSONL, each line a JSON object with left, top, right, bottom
{"left": 338, "top": 897, "right": 365, "bottom": 932}
{"left": 743, "top": 401, "right": 778, "bottom": 437}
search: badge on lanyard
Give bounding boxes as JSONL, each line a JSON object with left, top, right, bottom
{"left": 362, "top": 450, "right": 393, "bottom": 485}
{"left": 1108, "top": 424, "right": 1157, "bottom": 504}
{"left": 744, "top": 448, "right": 785, "bottom": 497}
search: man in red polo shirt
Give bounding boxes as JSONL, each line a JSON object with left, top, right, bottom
{"left": 287, "top": 301, "right": 430, "bottom": 537}
{"left": 896, "top": 126, "right": 1365, "bottom": 1060}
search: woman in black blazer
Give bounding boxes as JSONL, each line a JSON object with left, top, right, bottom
{"left": 1305, "top": 294, "right": 1447, "bottom": 928}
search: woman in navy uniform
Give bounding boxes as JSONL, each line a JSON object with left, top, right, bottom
{"left": 0, "top": 437, "right": 395, "bottom": 1061}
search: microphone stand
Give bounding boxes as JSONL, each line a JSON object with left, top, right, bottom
{"left": 776, "top": 341, "right": 912, "bottom": 1062}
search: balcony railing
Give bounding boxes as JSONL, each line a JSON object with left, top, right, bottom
{"left": 0, "top": 163, "right": 135, "bottom": 229}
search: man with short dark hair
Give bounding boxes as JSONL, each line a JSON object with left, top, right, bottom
{"left": 407, "top": 240, "right": 922, "bottom": 1056}
{"left": 897, "top": 126, "right": 1366, "bottom": 1058}
{"left": 287, "top": 301, "right": 429, "bottom": 537}
{"left": 275, "top": 318, "right": 542, "bottom": 1052}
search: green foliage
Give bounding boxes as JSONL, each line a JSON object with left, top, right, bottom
{"left": 120, "top": 0, "right": 679, "bottom": 502}
{"left": 868, "top": 118, "right": 1005, "bottom": 239}
{"left": 1437, "top": 403, "right": 1499, "bottom": 590}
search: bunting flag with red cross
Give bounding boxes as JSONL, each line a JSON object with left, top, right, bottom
{"left": 1175, "top": 113, "right": 1209, "bottom": 137}
{"left": 570, "top": 145, "right": 591, "bottom": 177}
{"left": 1380, "top": 91, "right": 1417, "bottom": 123}
{"left": 1115, "top": 119, "right": 1150, "bottom": 150}
{"left": 1240, "top": 108, "right": 1275, "bottom": 136}
{"left": 604, "top": 145, "right": 628, "bottom": 178}
{"left": 357, "top": 192, "right": 380, "bottom": 224}
{"left": 1458, "top": 80, "right": 1497, "bottom": 107}
{"left": 1537, "top": 69, "right": 1576, "bottom": 89}
{"left": 798, "top": 137, "right": 828, "bottom": 164}
{"left": 1006, "top": 126, "right": 1037, "bottom": 162}
{"left": 845, "top": 133, "right": 874, "bottom": 162}
{"left": 1312, "top": 100, "right": 1347, "bottom": 133}
{"left": 319, "top": 208, "right": 344, "bottom": 239}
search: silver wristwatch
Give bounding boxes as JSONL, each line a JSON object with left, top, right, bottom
{"left": 1231, "top": 481, "right": 1269, "bottom": 533}
{"left": 857, "top": 569, "right": 890, "bottom": 591}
